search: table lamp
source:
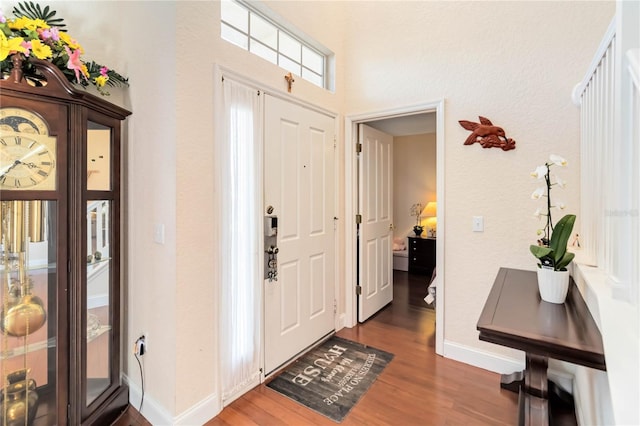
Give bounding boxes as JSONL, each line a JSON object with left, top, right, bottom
{"left": 421, "top": 201, "right": 437, "bottom": 237}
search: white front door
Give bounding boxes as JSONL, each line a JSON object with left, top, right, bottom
{"left": 358, "top": 124, "right": 393, "bottom": 322}
{"left": 264, "top": 95, "right": 336, "bottom": 374}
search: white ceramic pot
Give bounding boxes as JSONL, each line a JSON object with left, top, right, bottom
{"left": 536, "top": 268, "right": 570, "bottom": 304}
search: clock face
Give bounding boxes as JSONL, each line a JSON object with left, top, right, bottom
{"left": 0, "top": 107, "right": 49, "bottom": 136}
{"left": 0, "top": 107, "right": 57, "bottom": 190}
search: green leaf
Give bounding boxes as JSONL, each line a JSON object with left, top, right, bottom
{"left": 12, "top": 1, "right": 67, "bottom": 29}
{"left": 556, "top": 252, "right": 575, "bottom": 271}
{"left": 1, "top": 24, "right": 13, "bottom": 37}
{"left": 549, "top": 214, "right": 576, "bottom": 265}
{"left": 530, "top": 245, "right": 553, "bottom": 259}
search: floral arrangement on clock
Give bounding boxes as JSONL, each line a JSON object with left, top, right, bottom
{"left": 0, "top": 1, "right": 128, "bottom": 95}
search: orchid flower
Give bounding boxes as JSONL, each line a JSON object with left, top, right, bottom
{"left": 555, "top": 175, "right": 566, "bottom": 188}
{"left": 549, "top": 154, "right": 567, "bottom": 166}
{"left": 531, "top": 187, "right": 545, "bottom": 200}
{"left": 530, "top": 165, "right": 547, "bottom": 179}
{"left": 531, "top": 153, "right": 571, "bottom": 246}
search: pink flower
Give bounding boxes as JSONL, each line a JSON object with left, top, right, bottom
{"left": 20, "top": 40, "right": 32, "bottom": 56}
{"left": 100, "top": 66, "right": 109, "bottom": 76}
{"left": 39, "top": 27, "right": 60, "bottom": 42}
{"left": 65, "top": 46, "right": 84, "bottom": 82}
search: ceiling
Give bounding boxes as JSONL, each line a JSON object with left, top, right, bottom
{"left": 365, "top": 112, "right": 436, "bottom": 136}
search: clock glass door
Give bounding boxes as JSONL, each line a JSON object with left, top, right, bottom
{"left": 85, "top": 122, "right": 114, "bottom": 407}
{"left": 1, "top": 200, "right": 59, "bottom": 425}
{"left": 86, "top": 199, "right": 112, "bottom": 406}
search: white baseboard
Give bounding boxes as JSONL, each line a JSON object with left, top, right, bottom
{"left": 124, "top": 373, "right": 174, "bottom": 425}
{"left": 124, "top": 374, "right": 222, "bottom": 425}
{"left": 336, "top": 313, "right": 346, "bottom": 330}
{"left": 443, "top": 340, "right": 524, "bottom": 374}
{"left": 174, "top": 392, "right": 221, "bottom": 426}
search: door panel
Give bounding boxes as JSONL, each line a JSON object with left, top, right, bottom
{"left": 358, "top": 124, "right": 393, "bottom": 322}
{"left": 264, "top": 95, "right": 335, "bottom": 374}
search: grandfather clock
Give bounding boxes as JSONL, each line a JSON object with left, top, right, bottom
{"left": 0, "top": 58, "right": 131, "bottom": 424}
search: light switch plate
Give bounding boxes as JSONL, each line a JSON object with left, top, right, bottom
{"left": 472, "top": 216, "right": 484, "bottom": 232}
{"left": 153, "top": 224, "right": 165, "bottom": 244}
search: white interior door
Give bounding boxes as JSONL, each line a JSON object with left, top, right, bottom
{"left": 358, "top": 124, "right": 393, "bottom": 322}
{"left": 264, "top": 95, "right": 336, "bottom": 374}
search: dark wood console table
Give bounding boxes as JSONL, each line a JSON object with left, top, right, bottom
{"left": 477, "top": 268, "right": 606, "bottom": 426}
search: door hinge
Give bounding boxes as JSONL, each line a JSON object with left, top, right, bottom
{"left": 356, "top": 285, "right": 362, "bottom": 295}
{"left": 356, "top": 214, "right": 362, "bottom": 224}
{"left": 356, "top": 143, "right": 362, "bottom": 153}
{"left": 333, "top": 299, "right": 337, "bottom": 314}
{"left": 67, "top": 404, "right": 71, "bottom": 422}
{"left": 334, "top": 135, "right": 337, "bottom": 149}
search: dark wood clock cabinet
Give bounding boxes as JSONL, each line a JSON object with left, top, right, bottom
{"left": 0, "top": 59, "right": 131, "bottom": 425}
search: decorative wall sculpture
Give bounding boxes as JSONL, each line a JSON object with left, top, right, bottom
{"left": 459, "top": 116, "right": 516, "bottom": 151}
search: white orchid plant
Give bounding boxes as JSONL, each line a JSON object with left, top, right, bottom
{"left": 530, "top": 154, "right": 568, "bottom": 244}
{"left": 530, "top": 154, "right": 576, "bottom": 271}
{"left": 410, "top": 202, "right": 423, "bottom": 234}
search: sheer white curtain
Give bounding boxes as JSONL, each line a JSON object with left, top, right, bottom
{"left": 220, "top": 78, "right": 262, "bottom": 403}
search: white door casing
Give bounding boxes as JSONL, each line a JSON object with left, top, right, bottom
{"left": 264, "top": 95, "right": 336, "bottom": 374}
{"left": 358, "top": 124, "right": 393, "bottom": 322}
{"left": 344, "top": 100, "right": 445, "bottom": 354}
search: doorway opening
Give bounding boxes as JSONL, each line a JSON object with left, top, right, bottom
{"left": 344, "top": 100, "right": 445, "bottom": 355}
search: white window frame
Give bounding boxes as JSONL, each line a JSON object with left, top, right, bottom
{"left": 221, "top": 0, "right": 333, "bottom": 90}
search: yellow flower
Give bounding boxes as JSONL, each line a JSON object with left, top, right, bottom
{"left": 7, "top": 17, "right": 26, "bottom": 30}
{"left": 58, "top": 31, "right": 84, "bottom": 52}
{"left": 94, "top": 75, "right": 109, "bottom": 87}
{"left": 8, "top": 16, "right": 47, "bottom": 32}
{"left": 30, "top": 39, "right": 53, "bottom": 59}
{"left": 0, "top": 33, "right": 26, "bottom": 61}
{"left": 81, "top": 63, "right": 89, "bottom": 78}
{"left": 32, "top": 19, "right": 50, "bottom": 30}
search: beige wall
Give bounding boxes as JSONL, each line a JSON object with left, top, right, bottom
{"left": 342, "top": 0, "right": 614, "bottom": 359}
{"left": 393, "top": 133, "right": 437, "bottom": 240}
{"left": 10, "top": 0, "right": 616, "bottom": 422}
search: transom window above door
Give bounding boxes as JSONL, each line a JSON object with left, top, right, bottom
{"left": 221, "top": 0, "right": 333, "bottom": 90}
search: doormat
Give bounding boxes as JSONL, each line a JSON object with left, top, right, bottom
{"left": 266, "top": 336, "right": 394, "bottom": 422}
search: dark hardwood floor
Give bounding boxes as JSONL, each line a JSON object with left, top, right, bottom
{"left": 113, "top": 270, "right": 518, "bottom": 425}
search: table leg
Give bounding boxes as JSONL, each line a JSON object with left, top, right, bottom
{"left": 521, "top": 353, "right": 549, "bottom": 426}
{"left": 500, "top": 370, "right": 524, "bottom": 393}
{"left": 525, "top": 353, "right": 549, "bottom": 398}
{"left": 502, "top": 365, "right": 577, "bottom": 426}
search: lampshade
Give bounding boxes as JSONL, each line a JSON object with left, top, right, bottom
{"left": 421, "top": 201, "right": 437, "bottom": 218}
{"left": 421, "top": 201, "right": 437, "bottom": 237}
